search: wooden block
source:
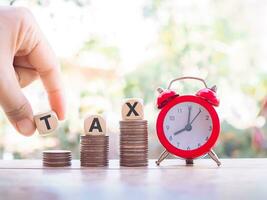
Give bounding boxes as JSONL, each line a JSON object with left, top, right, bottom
{"left": 84, "top": 115, "right": 106, "bottom": 136}
{"left": 34, "top": 111, "right": 58, "bottom": 135}
{"left": 121, "top": 98, "right": 144, "bottom": 120}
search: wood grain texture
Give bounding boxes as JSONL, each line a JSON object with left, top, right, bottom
{"left": 84, "top": 114, "right": 106, "bottom": 135}
{"left": 121, "top": 98, "right": 144, "bottom": 120}
{"left": 34, "top": 111, "right": 58, "bottom": 135}
{"left": 0, "top": 159, "right": 265, "bottom": 200}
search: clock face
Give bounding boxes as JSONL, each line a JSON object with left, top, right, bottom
{"left": 163, "top": 102, "right": 213, "bottom": 151}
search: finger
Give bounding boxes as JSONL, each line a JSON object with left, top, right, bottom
{"left": 0, "top": 7, "right": 36, "bottom": 136}
{"left": 13, "top": 56, "right": 33, "bottom": 69}
{"left": 28, "top": 38, "right": 66, "bottom": 120}
{"left": 13, "top": 55, "right": 39, "bottom": 87}
{"left": 0, "top": 62, "right": 36, "bottom": 136}
{"left": 14, "top": 66, "right": 39, "bottom": 88}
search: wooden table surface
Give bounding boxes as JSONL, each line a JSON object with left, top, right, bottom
{"left": 0, "top": 159, "right": 266, "bottom": 200}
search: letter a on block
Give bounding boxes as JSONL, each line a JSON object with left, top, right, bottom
{"left": 121, "top": 98, "right": 144, "bottom": 120}
{"left": 34, "top": 111, "right": 58, "bottom": 135}
{"left": 84, "top": 115, "right": 106, "bottom": 136}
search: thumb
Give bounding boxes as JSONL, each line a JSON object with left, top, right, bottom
{"left": 0, "top": 62, "right": 36, "bottom": 136}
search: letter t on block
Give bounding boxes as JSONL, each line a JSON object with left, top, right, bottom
{"left": 34, "top": 111, "right": 58, "bottom": 135}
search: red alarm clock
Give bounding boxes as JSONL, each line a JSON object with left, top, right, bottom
{"left": 155, "top": 76, "right": 221, "bottom": 166}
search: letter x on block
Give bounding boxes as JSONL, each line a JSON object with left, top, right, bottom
{"left": 122, "top": 98, "right": 144, "bottom": 120}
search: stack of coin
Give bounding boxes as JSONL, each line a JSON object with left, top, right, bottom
{"left": 80, "top": 135, "right": 109, "bottom": 167}
{"left": 43, "top": 150, "right": 72, "bottom": 167}
{"left": 120, "top": 120, "right": 148, "bottom": 167}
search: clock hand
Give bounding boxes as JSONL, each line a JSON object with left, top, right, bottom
{"left": 189, "top": 108, "right": 201, "bottom": 125}
{"left": 174, "top": 107, "right": 195, "bottom": 136}
{"left": 187, "top": 106, "right": 192, "bottom": 125}
{"left": 173, "top": 127, "right": 187, "bottom": 135}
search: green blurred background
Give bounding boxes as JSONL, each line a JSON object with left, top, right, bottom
{"left": 1, "top": 0, "right": 267, "bottom": 159}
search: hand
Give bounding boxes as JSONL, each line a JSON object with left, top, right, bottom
{"left": 187, "top": 106, "right": 192, "bottom": 125}
{"left": 174, "top": 107, "right": 201, "bottom": 136}
{"left": 173, "top": 127, "right": 187, "bottom": 135}
{"left": 0, "top": 7, "right": 65, "bottom": 136}
{"left": 174, "top": 106, "right": 193, "bottom": 136}
{"left": 189, "top": 108, "right": 201, "bottom": 125}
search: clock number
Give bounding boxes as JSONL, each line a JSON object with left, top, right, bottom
{"left": 205, "top": 136, "right": 209, "bottom": 141}
{"left": 198, "top": 143, "right": 201, "bottom": 147}
{"left": 209, "top": 126, "right": 212, "bottom": 131}
{"left": 187, "top": 146, "right": 190, "bottom": 150}
{"left": 169, "top": 116, "right": 175, "bottom": 121}
{"left": 206, "top": 115, "right": 209, "bottom": 120}
{"left": 177, "top": 142, "right": 180, "bottom": 147}
{"left": 166, "top": 125, "right": 170, "bottom": 130}
{"left": 177, "top": 108, "right": 182, "bottom": 113}
{"left": 169, "top": 136, "right": 173, "bottom": 141}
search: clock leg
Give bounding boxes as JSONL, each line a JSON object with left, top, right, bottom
{"left": 186, "top": 159, "right": 194, "bottom": 165}
{"left": 208, "top": 149, "right": 221, "bottom": 166}
{"left": 156, "top": 149, "right": 169, "bottom": 166}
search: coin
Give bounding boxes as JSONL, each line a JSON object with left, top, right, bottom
{"left": 120, "top": 120, "right": 147, "bottom": 123}
{"left": 81, "top": 154, "right": 107, "bottom": 157}
{"left": 80, "top": 135, "right": 108, "bottom": 140}
{"left": 44, "top": 159, "right": 71, "bottom": 162}
{"left": 120, "top": 133, "right": 147, "bottom": 137}
{"left": 120, "top": 135, "right": 147, "bottom": 138}
{"left": 42, "top": 150, "right": 72, "bottom": 167}
{"left": 119, "top": 120, "right": 148, "bottom": 167}
{"left": 43, "top": 150, "right": 71, "bottom": 154}
{"left": 120, "top": 150, "right": 148, "bottom": 154}
{"left": 43, "top": 163, "right": 71, "bottom": 167}
{"left": 120, "top": 140, "right": 148, "bottom": 143}
{"left": 80, "top": 135, "right": 109, "bottom": 167}
{"left": 120, "top": 162, "right": 147, "bottom": 165}
{"left": 81, "top": 164, "right": 108, "bottom": 167}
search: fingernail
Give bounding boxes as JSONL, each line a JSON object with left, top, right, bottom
{"left": 16, "top": 118, "right": 35, "bottom": 136}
